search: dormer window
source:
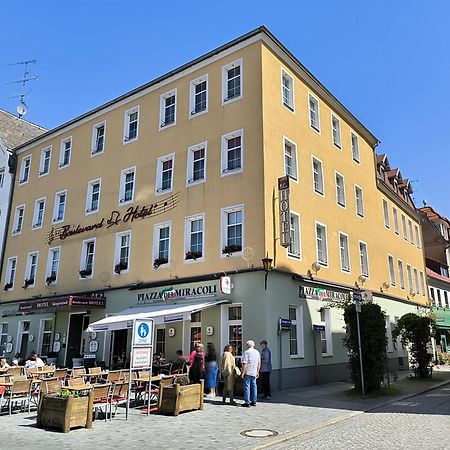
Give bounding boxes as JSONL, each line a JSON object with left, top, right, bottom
{"left": 379, "top": 165, "right": 385, "bottom": 180}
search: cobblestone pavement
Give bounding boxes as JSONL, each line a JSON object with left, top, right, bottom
{"left": 2, "top": 369, "right": 450, "bottom": 450}
{"left": 268, "top": 384, "right": 450, "bottom": 450}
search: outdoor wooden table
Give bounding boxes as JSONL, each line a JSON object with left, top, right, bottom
{"left": 85, "top": 372, "right": 108, "bottom": 381}
{"left": 65, "top": 384, "right": 94, "bottom": 392}
{"left": 27, "top": 368, "right": 56, "bottom": 378}
{"left": 132, "top": 373, "right": 161, "bottom": 383}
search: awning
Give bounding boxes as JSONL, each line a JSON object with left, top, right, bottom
{"left": 87, "top": 300, "right": 228, "bottom": 332}
{"left": 18, "top": 295, "right": 106, "bottom": 313}
{"left": 432, "top": 307, "right": 450, "bottom": 330}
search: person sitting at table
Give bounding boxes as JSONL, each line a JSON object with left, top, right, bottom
{"left": 25, "top": 352, "right": 45, "bottom": 369}
{"left": 11, "top": 358, "right": 19, "bottom": 367}
{"left": 0, "top": 357, "right": 10, "bottom": 372}
{"left": 171, "top": 350, "right": 187, "bottom": 373}
{"left": 188, "top": 343, "right": 204, "bottom": 384}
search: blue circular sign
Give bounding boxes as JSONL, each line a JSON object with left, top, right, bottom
{"left": 137, "top": 323, "right": 149, "bottom": 338}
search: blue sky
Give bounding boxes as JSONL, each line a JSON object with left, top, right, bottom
{"left": 1, "top": 1, "right": 449, "bottom": 216}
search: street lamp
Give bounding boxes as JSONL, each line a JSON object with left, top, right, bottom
{"left": 262, "top": 253, "right": 273, "bottom": 290}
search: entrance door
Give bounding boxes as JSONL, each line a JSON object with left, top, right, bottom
{"left": 110, "top": 329, "right": 128, "bottom": 369}
{"left": 18, "top": 321, "right": 30, "bottom": 359}
{"left": 441, "top": 335, "right": 448, "bottom": 353}
{"left": 66, "top": 313, "right": 89, "bottom": 367}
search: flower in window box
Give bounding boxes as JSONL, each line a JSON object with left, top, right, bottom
{"left": 185, "top": 251, "right": 203, "bottom": 261}
{"left": 46, "top": 274, "right": 57, "bottom": 285}
{"left": 114, "top": 262, "right": 128, "bottom": 274}
{"left": 153, "top": 257, "right": 169, "bottom": 269}
{"left": 22, "top": 278, "right": 35, "bottom": 288}
{"left": 79, "top": 269, "right": 93, "bottom": 278}
{"left": 222, "top": 244, "right": 242, "bottom": 255}
{"left": 3, "top": 282, "right": 13, "bottom": 291}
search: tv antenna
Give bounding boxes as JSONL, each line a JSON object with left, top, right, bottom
{"left": 5, "top": 59, "right": 38, "bottom": 118}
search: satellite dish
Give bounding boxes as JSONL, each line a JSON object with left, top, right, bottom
{"left": 242, "top": 247, "right": 255, "bottom": 267}
{"left": 16, "top": 102, "right": 27, "bottom": 117}
{"left": 99, "top": 271, "right": 110, "bottom": 283}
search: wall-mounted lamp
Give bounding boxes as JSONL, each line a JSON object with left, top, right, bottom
{"left": 355, "top": 274, "right": 367, "bottom": 289}
{"left": 407, "top": 289, "right": 416, "bottom": 301}
{"left": 262, "top": 253, "right": 273, "bottom": 290}
{"left": 380, "top": 281, "right": 390, "bottom": 293}
{"left": 307, "top": 262, "right": 321, "bottom": 279}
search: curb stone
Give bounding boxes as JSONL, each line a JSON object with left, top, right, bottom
{"left": 242, "top": 378, "right": 450, "bottom": 450}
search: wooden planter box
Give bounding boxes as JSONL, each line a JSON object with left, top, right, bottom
{"left": 158, "top": 380, "right": 204, "bottom": 416}
{"left": 37, "top": 392, "right": 93, "bottom": 433}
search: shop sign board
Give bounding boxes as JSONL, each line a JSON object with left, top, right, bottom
{"left": 299, "top": 286, "right": 350, "bottom": 302}
{"left": 312, "top": 324, "right": 326, "bottom": 332}
{"left": 278, "top": 176, "right": 291, "bottom": 248}
{"left": 18, "top": 296, "right": 106, "bottom": 312}
{"left": 279, "top": 318, "right": 292, "bottom": 331}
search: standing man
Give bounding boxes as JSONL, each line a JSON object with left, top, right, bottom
{"left": 241, "top": 340, "right": 260, "bottom": 407}
{"left": 259, "top": 340, "right": 272, "bottom": 399}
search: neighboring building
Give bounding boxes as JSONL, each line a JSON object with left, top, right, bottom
{"left": 419, "top": 206, "right": 450, "bottom": 354}
{"left": 0, "top": 27, "right": 428, "bottom": 386}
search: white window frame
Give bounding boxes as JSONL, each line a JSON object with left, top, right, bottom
{"left": 156, "top": 153, "right": 175, "bottom": 195}
{"left": 32, "top": 197, "right": 46, "bottom": 230}
{"left": 24, "top": 251, "right": 39, "bottom": 288}
{"left": 312, "top": 156, "right": 324, "bottom": 196}
{"left": 52, "top": 190, "right": 67, "bottom": 224}
{"left": 408, "top": 219, "right": 415, "bottom": 245}
{"left": 289, "top": 305, "right": 304, "bottom": 358}
{"left": 388, "top": 254, "right": 396, "bottom": 286}
{"left": 222, "top": 58, "right": 243, "bottom": 105}
{"left": 355, "top": 185, "right": 364, "bottom": 218}
{"left": 415, "top": 225, "right": 421, "bottom": 249}
{"left": 220, "top": 303, "right": 243, "bottom": 359}
{"left": 331, "top": 115, "right": 342, "bottom": 148}
{"left": 351, "top": 131, "right": 360, "bottom": 163}
{"left": 159, "top": 88, "right": 177, "bottom": 130}
{"left": 58, "top": 137, "right": 72, "bottom": 169}
{"left": 281, "top": 68, "right": 295, "bottom": 112}
{"left": 393, "top": 207, "right": 399, "bottom": 235}
{"left": 320, "top": 308, "right": 333, "bottom": 357}
{"left": 119, "top": 166, "right": 136, "bottom": 206}
{"left": 221, "top": 204, "right": 244, "bottom": 258}
{"left": 287, "top": 211, "right": 301, "bottom": 260}
{"left": 398, "top": 259, "right": 405, "bottom": 289}
{"left": 420, "top": 271, "right": 426, "bottom": 296}
{"left": 153, "top": 221, "right": 171, "bottom": 269}
{"left": 283, "top": 137, "right": 298, "bottom": 182}
{"left": 221, "top": 129, "right": 243, "bottom": 176}
{"left": 184, "top": 213, "right": 205, "bottom": 264}
{"left": 406, "top": 264, "right": 413, "bottom": 294}
{"left": 335, "top": 171, "right": 346, "bottom": 207}
{"left": 186, "top": 142, "right": 207, "bottom": 186}
{"left": 386, "top": 316, "right": 394, "bottom": 353}
{"left": 383, "top": 199, "right": 390, "bottom": 228}
{"left": 85, "top": 178, "right": 102, "bottom": 215}
{"left": 5, "top": 256, "right": 17, "bottom": 290}
{"left": 123, "top": 105, "right": 139, "bottom": 144}
{"left": 79, "top": 238, "right": 96, "bottom": 279}
{"left": 39, "top": 146, "right": 52, "bottom": 177}
{"left": 114, "top": 230, "right": 131, "bottom": 274}
{"left": 402, "top": 215, "right": 408, "bottom": 241}
{"left": 46, "top": 246, "right": 61, "bottom": 285}
{"left": 189, "top": 74, "right": 208, "bottom": 117}
{"left": 38, "top": 318, "right": 53, "bottom": 357}
{"left": 308, "top": 93, "right": 320, "bottom": 132}
{"left": 91, "top": 120, "right": 106, "bottom": 156}
{"left": 19, "top": 155, "right": 32, "bottom": 185}
{"left": 315, "top": 221, "right": 328, "bottom": 267}
{"left": 414, "top": 267, "right": 420, "bottom": 295}
{"left": 12, "top": 204, "right": 25, "bottom": 235}
{"left": 359, "top": 240, "right": 370, "bottom": 278}
{"left": 339, "top": 232, "right": 351, "bottom": 273}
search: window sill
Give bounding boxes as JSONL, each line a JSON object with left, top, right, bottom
{"left": 123, "top": 137, "right": 138, "bottom": 146}
{"left": 283, "top": 102, "right": 295, "bottom": 113}
{"left": 221, "top": 168, "right": 243, "bottom": 178}
{"left": 186, "top": 178, "right": 206, "bottom": 187}
{"left": 289, "top": 355, "right": 304, "bottom": 359}
{"left": 222, "top": 94, "right": 242, "bottom": 106}
{"left": 155, "top": 187, "right": 173, "bottom": 196}
{"left": 159, "top": 121, "right": 176, "bottom": 132}
{"left": 321, "top": 353, "right": 333, "bottom": 358}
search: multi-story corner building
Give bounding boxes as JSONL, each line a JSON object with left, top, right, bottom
{"left": 419, "top": 205, "right": 450, "bottom": 354}
{"left": 0, "top": 27, "right": 428, "bottom": 386}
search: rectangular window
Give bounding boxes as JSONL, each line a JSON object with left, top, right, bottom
{"left": 190, "top": 75, "right": 208, "bottom": 116}
{"left": 406, "top": 264, "right": 413, "bottom": 293}
{"left": 414, "top": 268, "right": 420, "bottom": 294}
{"left": 124, "top": 106, "right": 139, "bottom": 143}
{"left": 0, "top": 168, "right": 4, "bottom": 188}
{"left": 0, "top": 323, "right": 8, "bottom": 355}
{"left": 437, "top": 289, "right": 442, "bottom": 307}
{"left": 398, "top": 260, "right": 405, "bottom": 289}
{"left": 160, "top": 89, "right": 177, "bottom": 128}
{"left": 80, "top": 239, "right": 95, "bottom": 277}
{"left": 359, "top": 241, "right": 369, "bottom": 277}
{"left": 39, "top": 319, "right": 52, "bottom": 357}
{"left": 289, "top": 306, "right": 304, "bottom": 357}
{"left": 53, "top": 190, "right": 67, "bottom": 223}
{"left": 153, "top": 222, "right": 171, "bottom": 267}
{"left": 312, "top": 157, "right": 324, "bottom": 195}
{"left": 339, "top": 233, "right": 350, "bottom": 272}
{"left": 59, "top": 137, "right": 72, "bottom": 168}
{"left": 119, "top": 167, "right": 135, "bottom": 204}
{"left": 5, "top": 257, "right": 17, "bottom": 289}
{"left": 402, "top": 215, "right": 408, "bottom": 241}
{"left": 39, "top": 146, "right": 51, "bottom": 176}
{"left": 19, "top": 155, "right": 31, "bottom": 184}
{"left": 86, "top": 178, "right": 101, "bottom": 214}
{"left": 187, "top": 143, "right": 206, "bottom": 185}
{"left": 351, "top": 132, "right": 360, "bottom": 163}
{"left": 156, "top": 154, "right": 175, "bottom": 193}
{"left": 156, "top": 328, "right": 166, "bottom": 356}
{"left": 281, "top": 69, "right": 295, "bottom": 111}
{"left": 221, "top": 130, "right": 243, "bottom": 175}
{"left": 355, "top": 185, "right": 364, "bottom": 217}
{"left": 320, "top": 309, "right": 333, "bottom": 356}
{"left": 335, "top": 172, "right": 346, "bottom": 207}
{"left": 444, "top": 291, "right": 449, "bottom": 308}
{"left": 408, "top": 220, "right": 415, "bottom": 245}
{"left": 225, "top": 304, "right": 243, "bottom": 358}
{"left": 222, "top": 205, "right": 243, "bottom": 255}
{"left": 114, "top": 231, "right": 131, "bottom": 273}
{"left": 383, "top": 199, "right": 390, "bottom": 228}
{"left": 393, "top": 208, "right": 399, "bottom": 234}
{"left": 420, "top": 271, "right": 425, "bottom": 296}
{"left": 316, "top": 222, "right": 328, "bottom": 266}
{"left": 222, "top": 59, "right": 242, "bottom": 103}
{"left": 284, "top": 138, "right": 298, "bottom": 181}
{"left": 288, "top": 213, "right": 301, "bottom": 258}
{"left": 386, "top": 316, "right": 394, "bottom": 353}
{"left": 415, "top": 225, "right": 421, "bottom": 249}
{"left": 92, "top": 121, "right": 106, "bottom": 155}
{"left": 185, "top": 214, "right": 204, "bottom": 261}
{"left": 32, "top": 199, "right": 45, "bottom": 229}
{"left": 12, "top": 205, "right": 25, "bottom": 234}
{"left": 309, "top": 94, "right": 320, "bottom": 131}
{"left": 46, "top": 247, "right": 60, "bottom": 284}
{"left": 331, "top": 115, "right": 342, "bottom": 148}
{"left": 388, "top": 255, "right": 395, "bottom": 286}
{"left": 25, "top": 252, "right": 38, "bottom": 287}
{"left": 189, "top": 311, "right": 202, "bottom": 352}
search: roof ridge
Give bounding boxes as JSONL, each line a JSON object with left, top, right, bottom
{"left": 0, "top": 107, "right": 47, "bottom": 131}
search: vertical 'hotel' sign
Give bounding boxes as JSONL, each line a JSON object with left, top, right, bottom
{"left": 278, "top": 176, "right": 291, "bottom": 247}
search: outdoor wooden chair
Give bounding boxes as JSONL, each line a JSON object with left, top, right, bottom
{"left": 106, "top": 370, "right": 123, "bottom": 383}
{"left": 11, "top": 375, "right": 27, "bottom": 381}
{"left": 8, "top": 367, "right": 24, "bottom": 378}
{"left": 110, "top": 381, "right": 129, "bottom": 419}
{"left": 41, "top": 377, "right": 62, "bottom": 395}
{"left": 53, "top": 368, "right": 68, "bottom": 380}
{"left": 71, "top": 367, "right": 86, "bottom": 379}
{"left": 92, "top": 383, "right": 112, "bottom": 421}
{"left": 1, "top": 378, "right": 33, "bottom": 417}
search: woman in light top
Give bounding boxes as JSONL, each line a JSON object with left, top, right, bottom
{"left": 220, "top": 345, "right": 237, "bottom": 405}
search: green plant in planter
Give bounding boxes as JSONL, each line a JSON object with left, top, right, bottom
{"left": 59, "top": 389, "right": 80, "bottom": 398}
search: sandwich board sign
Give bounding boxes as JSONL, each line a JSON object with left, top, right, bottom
{"left": 134, "top": 319, "right": 153, "bottom": 346}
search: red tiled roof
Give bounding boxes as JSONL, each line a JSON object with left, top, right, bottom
{"left": 427, "top": 267, "right": 450, "bottom": 284}
{"left": 420, "top": 206, "right": 450, "bottom": 226}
